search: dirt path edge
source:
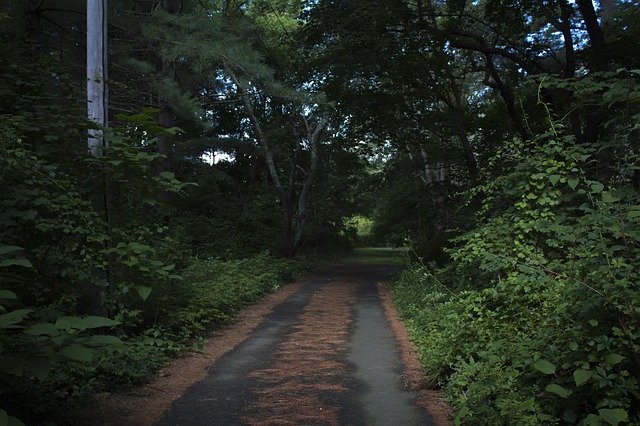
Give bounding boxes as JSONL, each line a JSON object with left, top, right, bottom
{"left": 74, "top": 277, "right": 308, "bottom": 426}
{"left": 376, "top": 282, "right": 453, "bottom": 426}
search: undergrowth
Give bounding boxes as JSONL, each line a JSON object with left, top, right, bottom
{"left": 2, "top": 252, "right": 315, "bottom": 423}
{"left": 392, "top": 73, "right": 640, "bottom": 425}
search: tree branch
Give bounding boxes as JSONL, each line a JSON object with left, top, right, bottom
{"left": 222, "top": 58, "right": 285, "bottom": 200}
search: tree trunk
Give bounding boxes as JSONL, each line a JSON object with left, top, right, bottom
{"left": 282, "top": 197, "right": 295, "bottom": 257}
{"left": 575, "top": 0, "right": 610, "bottom": 180}
{"left": 292, "top": 118, "right": 327, "bottom": 252}
{"left": 576, "top": 0, "right": 606, "bottom": 70}
{"left": 451, "top": 106, "right": 479, "bottom": 185}
{"left": 223, "top": 62, "right": 327, "bottom": 257}
{"left": 483, "top": 55, "right": 531, "bottom": 141}
{"left": 27, "top": 0, "right": 44, "bottom": 53}
{"left": 87, "top": 0, "right": 108, "bottom": 157}
{"left": 156, "top": 0, "right": 179, "bottom": 204}
{"left": 87, "top": 0, "right": 111, "bottom": 316}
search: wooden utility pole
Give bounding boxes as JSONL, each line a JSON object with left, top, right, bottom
{"left": 87, "top": 0, "right": 112, "bottom": 317}
{"left": 87, "top": 0, "right": 108, "bottom": 157}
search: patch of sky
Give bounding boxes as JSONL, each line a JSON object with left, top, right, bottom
{"left": 202, "top": 149, "right": 236, "bottom": 165}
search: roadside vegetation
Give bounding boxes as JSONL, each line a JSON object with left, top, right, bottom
{"left": 2, "top": 243, "right": 315, "bottom": 424}
{"left": 2, "top": 0, "right": 639, "bottom": 424}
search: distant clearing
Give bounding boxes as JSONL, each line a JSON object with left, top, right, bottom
{"left": 348, "top": 247, "right": 407, "bottom": 265}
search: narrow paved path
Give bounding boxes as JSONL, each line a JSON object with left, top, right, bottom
{"left": 159, "top": 263, "right": 432, "bottom": 425}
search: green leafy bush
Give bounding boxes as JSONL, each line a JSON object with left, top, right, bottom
{"left": 393, "top": 70, "right": 640, "bottom": 425}
{"left": 164, "top": 252, "right": 312, "bottom": 332}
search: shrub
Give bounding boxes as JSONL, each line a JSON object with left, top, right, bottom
{"left": 393, "top": 100, "right": 640, "bottom": 424}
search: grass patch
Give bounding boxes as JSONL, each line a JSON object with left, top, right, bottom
{"left": 347, "top": 247, "right": 408, "bottom": 265}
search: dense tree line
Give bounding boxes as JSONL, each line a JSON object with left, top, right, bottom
{"left": 301, "top": 0, "right": 640, "bottom": 423}
{"left": 0, "top": 0, "right": 359, "bottom": 422}
{"left": 1, "top": 0, "right": 639, "bottom": 423}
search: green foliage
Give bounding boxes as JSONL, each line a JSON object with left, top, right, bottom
{"left": 3, "top": 0, "right": 637, "bottom": 423}
{"left": 344, "top": 215, "right": 375, "bottom": 246}
{"left": 0, "top": 243, "right": 124, "bottom": 424}
{"left": 164, "top": 252, "right": 314, "bottom": 333}
{"left": 393, "top": 69, "right": 640, "bottom": 424}
{"left": 0, "top": 1, "right": 355, "bottom": 422}
{"left": 1, "top": 245, "right": 313, "bottom": 422}
{"left": 347, "top": 247, "right": 407, "bottom": 266}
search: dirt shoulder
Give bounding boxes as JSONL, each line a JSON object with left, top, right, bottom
{"left": 75, "top": 276, "right": 308, "bottom": 426}
{"left": 74, "top": 261, "right": 452, "bottom": 425}
{"left": 377, "top": 283, "right": 452, "bottom": 426}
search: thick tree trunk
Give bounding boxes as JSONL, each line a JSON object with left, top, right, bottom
{"left": 576, "top": 0, "right": 606, "bottom": 70}
{"left": 542, "top": 1, "right": 583, "bottom": 141}
{"left": 282, "top": 196, "right": 295, "bottom": 257}
{"left": 87, "top": 0, "right": 108, "bottom": 157}
{"left": 282, "top": 199, "right": 296, "bottom": 257}
{"left": 483, "top": 55, "right": 531, "bottom": 141}
{"left": 87, "top": 0, "right": 112, "bottom": 316}
{"left": 27, "top": 0, "right": 44, "bottom": 53}
{"left": 156, "top": 0, "right": 179, "bottom": 203}
{"left": 224, "top": 62, "right": 286, "bottom": 199}
{"left": 293, "top": 118, "right": 327, "bottom": 251}
{"left": 419, "top": 144, "right": 434, "bottom": 185}
{"left": 224, "top": 63, "right": 294, "bottom": 256}
{"left": 223, "top": 62, "right": 327, "bottom": 257}
{"left": 575, "top": 0, "right": 610, "bottom": 180}
{"left": 451, "top": 106, "right": 479, "bottom": 185}
{"left": 556, "top": 1, "right": 583, "bottom": 142}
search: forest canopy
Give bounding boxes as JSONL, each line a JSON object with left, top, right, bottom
{"left": 1, "top": 0, "right": 639, "bottom": 424}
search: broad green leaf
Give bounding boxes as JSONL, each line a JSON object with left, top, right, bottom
{"left": 136, "top": 285, "right": 152, "bottom": 301}
{"left": 583, "top": 414, "right": 601, "bottom": 426}
{"left": 548, "top": 175, "right": 561, "bottom": 185}
{"left": 0, "top": 259, "right": 32, "bottom": 268}
{"left": 159, "top": 171, "right": 175, "bottom": 179}
{"left": 602, "top": 192, "right": 618, "bottom": 203}
{"left": 142, "top": 196, "right": 158, "bottom": 206}
{"left": 604, "top": 353, "right": 625, "bottom": 365}
{"left": 8, "top": 415, "right": 25, "bottom": 426}
{"left": 55, "top": 316, "right": 83, "bottom": 330}
{"left": 568, "top": 178, "right": 579, "bottom": 190}
{"left": 598, "top": 408, "right": 628, "bottom": 425}
{"left": 0, "top": 246, "right": 23, "bottom": 255}
{"left": 0, "top": 357, "right": 23, "bottom": 376}
{"left": 24, "top": 357, "right": 50, "bottom": 381}
{"left": 0, "top": 290, "right": 17, "bottom": 301}
{"left": 545, "top": 383, "right": 572, "bottom": 398}
{"left": 573, "top": 369, "right": 592, "bottom": 386}
{"left": 627, "top": 210, "right": 640, "bottom": 220}
{"left": 0, "top": 409, "right": 6, "bottom": 426}
{"left": 0, "top": 309, "right": 32, "bottom": 328}
{"left": 533, "top": 359, "right": 556, "bottom": 375}
{"left": 25, "top": 322, "right": 58, "bottom": 336}
{"left": 56, "top": 316, "right": 118, "bottom": 330}
{"left": 61, "top": 343, "right": 94, "bottom": 362}
{"left": 78, "top": 316, "right": 119, "bottom": 330}
{"left": 590, "top": 182, "right": 604, "bottom": 193}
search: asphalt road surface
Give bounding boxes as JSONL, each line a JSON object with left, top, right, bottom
{"left": 159, "top": 263, "right": 433, "bottom": 426}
